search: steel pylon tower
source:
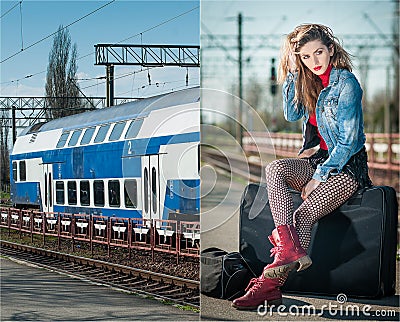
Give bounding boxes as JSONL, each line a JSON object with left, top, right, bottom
{"left": 94, "top": 44, "right": 200, "bottom": 107}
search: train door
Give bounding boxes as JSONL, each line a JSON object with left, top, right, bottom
{"left": 41, "top": 164, "right": 53, "bottom": 213}
{"left": 141, "top": 155, "right": 160, "bottom": 221}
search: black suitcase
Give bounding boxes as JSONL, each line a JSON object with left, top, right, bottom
{"left": 239, "top": 183, "right": 398, "bottom": 298}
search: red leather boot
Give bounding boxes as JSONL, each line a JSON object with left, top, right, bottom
{"left": 232, "top": 234, "right": 286, "bottom": 310}
{"left": 231, "top": 269, "right": 283, "bottom": 310}
{"left": 263, "top": 224, "right": 312, "bottom": 278}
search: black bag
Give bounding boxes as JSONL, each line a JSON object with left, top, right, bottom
{"left": 239, "top": 183, "right": 398, "bottom": 298}
{"left": 200, "top": 247, "right": 256, "bottom": 300}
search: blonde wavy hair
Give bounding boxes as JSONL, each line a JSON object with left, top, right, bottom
{"left": 278, "top": 24, "right": 353, "bottom": 113}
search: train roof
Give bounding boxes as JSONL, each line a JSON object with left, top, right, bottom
{"left": 20, "top": 87, "right": 200, "bottom": 135}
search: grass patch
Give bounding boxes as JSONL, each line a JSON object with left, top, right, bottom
{"left": 173, "top": 304, "right": 200, "bottom": 313}
{"left": 0, "top": 191, "right": 10, "bottom": 199}
{"left": 160, "top": 299, "right": 199, "bottom": 312}
{"left": 0, "top": 191, "right": 11, "bottom": 206}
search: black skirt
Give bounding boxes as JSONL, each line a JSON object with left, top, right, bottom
{"left": 306, "top": 146, "right": 372, "bottom": 189}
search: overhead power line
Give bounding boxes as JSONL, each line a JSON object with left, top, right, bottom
{"left": 363, "top": 12, "right": 399, "bottom": 56}
{"left": 75, "top": 5, "right": 199, "bottom": 62}
{"left": 0, "top": 4, "right": 200, "bottom": 86}
{"left": 201, "top": 33, "right": 393, "bottom": 50}
{"left": 0, "top": 0, "right": 116, "bottom": 64}
{"left": 118, "top": 5, "right": 199, "bottom": 44}
{"left": 79, "top": 67, "right": 158, "bottom": 91}
{"left": 1, "top": 64, "right": 193, "bottom": 100}
{"left": 201, "top": 23, "right": 237, "bottom": 63}
{"left": 0, "top": 1, "right": 21, "bottom": 20}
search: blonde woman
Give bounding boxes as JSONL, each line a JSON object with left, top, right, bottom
{"left": 233, "top": 23, "right": 371, "bottom": 310}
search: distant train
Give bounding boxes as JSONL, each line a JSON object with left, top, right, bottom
{"left": 10, "top": 87, "right": 200, "bottom": 224}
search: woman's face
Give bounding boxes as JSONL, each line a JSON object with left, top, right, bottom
{"left": 298, "top": 39, "right": 333, "bottom": 75}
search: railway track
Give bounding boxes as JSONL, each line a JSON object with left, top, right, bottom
{"left": 0, "top": 240, "right": 199, "bottom": 309}
{"left": 203, "top": 147, "right": 400, "bottom": 198}
{"left": 202, "top": 149, "right": 264, "bottom": 183}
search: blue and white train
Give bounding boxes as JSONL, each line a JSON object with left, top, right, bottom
{"left": 10, "top": 87, "right": 200, "bottom": 223}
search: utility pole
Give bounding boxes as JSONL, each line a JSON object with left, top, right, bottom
{"left": 11, "top": 105, "right": 16, "bottom": 144}
{"left": 237, "top": 13, "right": 243, "bottom": 147}
{"left": 106, "top": 65, "right": 114, "bottom": 107}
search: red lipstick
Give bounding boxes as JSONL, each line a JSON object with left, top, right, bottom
{"left": 314, "top": 66, "right": 322, "bottom": 71}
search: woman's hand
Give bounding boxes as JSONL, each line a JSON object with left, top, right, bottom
{"left": 301, "top": 179, "right": 321, "bottom": 200}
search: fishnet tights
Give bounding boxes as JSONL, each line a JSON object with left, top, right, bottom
{"left": 265, "top": 158, "right": 358, "bottom": 251}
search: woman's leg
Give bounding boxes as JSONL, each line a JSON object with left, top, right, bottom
{"left": 294, "top": 173, "right": 359, "bottom": 251}
{"left": 265, "top": 158, "right": 314, "bottom": 226}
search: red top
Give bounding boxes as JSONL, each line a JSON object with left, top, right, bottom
{"left": 309, "top": 113, "right": 328, "bottom": 150}
{"left": 309, "top": 64, "right": 332, "bottom": 151}
{"left": 319, "top": 64, "right": 332, "bottom": 88}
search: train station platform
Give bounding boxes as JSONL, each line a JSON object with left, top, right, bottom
{"left": 200, "top": 166, "right": 400, "bottom": 321}
{"left": 0, "top": 257, "right": 199, "bottom": 321}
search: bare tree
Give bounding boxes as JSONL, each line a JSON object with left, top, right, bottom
{"left": 45, "top": 25, "right": 82, "bottom": 119}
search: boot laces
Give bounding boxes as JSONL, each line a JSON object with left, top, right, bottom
{"left": 270, "top": 246, "right": 283, "bottom": 259}
{"left": 245, "top": 277, "right": 264, "bottom": 294}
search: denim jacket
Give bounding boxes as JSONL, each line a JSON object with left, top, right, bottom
{"left": 282, "top": 67, "right": 366, "bottom": 182}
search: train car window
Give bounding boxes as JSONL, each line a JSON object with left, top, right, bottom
{"left": 151, "top": 167, "right": 157, "bottom": 214}
{"left": 19, "top": 161, "right": 26, "bottom": 181}
{"left": 108, "top": 180, "right": 120, "bottom": 207}
{"left": 144, "top": 168, "right": 149, "bottom": 214}
{"left": 124, "top": 180, "right": 137, "bottom": 208}
{"left": 56, "top": 181, "right": 64, "bottom": 204}
{"left": 94, "top": 124, "right": 110, "bottom": 143}
{"left": 94, "top": 180, "right": 105, "bottom": 206}
{"left": 56, "top": 131, "right": 70, "bottom": 148}
{"left": 125, "top": 119, "right": 144, "bottom": 139}
{"left": 80, "top": 181, "right": 90, "bottom": 206}
{"left": 80, "top": 128, "right": 95, "bottom": 145}
{"left": 67, "top": 181, "right": 77, "bottom": 205}
{"left": 109, "top": 122, "right": 126, "bottom": 141}
{"left": 27, "top": 122, "right": 45, "bottom": 134}
{"left": 12, "top": 162, "right": 17, "bottom": 181}
{"left": 68, "top": 129, "right": 82, "bottom": 147}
